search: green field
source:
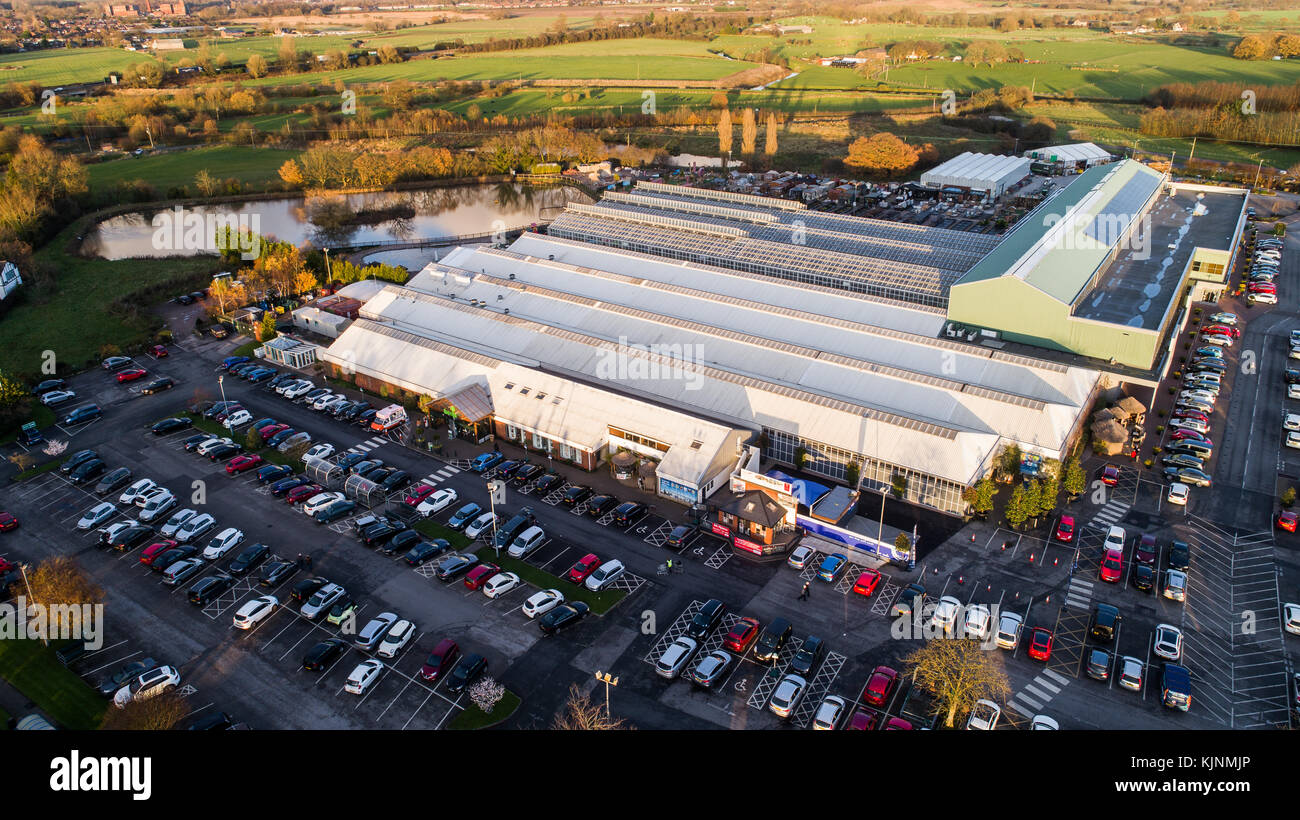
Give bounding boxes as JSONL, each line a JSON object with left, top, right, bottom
{"left": 0, "top": 640, "right": 106, "bottom": 730}
{"left": 86, "top": 145, "right": 302, "bottom": 193}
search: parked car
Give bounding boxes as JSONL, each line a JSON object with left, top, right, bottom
{"left": 538, "top": 602, "right": 590, "bottom": 636}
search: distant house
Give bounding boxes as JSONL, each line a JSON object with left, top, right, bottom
{"left": 105, "top": 3, "right": 141, "bottom": 17}
{"left": 148, "top": 0, "right": 187, "bottom": 14}
{"left": 1170, "top": 21, "right": 1185, "bottom": 32}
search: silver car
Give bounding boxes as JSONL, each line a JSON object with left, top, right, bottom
{"left": 655, "top": 637, "right": 699, "bottom": 680}
{"left": 769, "top": 673, "right": 807, "bottom": 719}
{"left": 355, "top": 612, "right": 399, "bottom": 651}
{"left": 300, "top": 582, "right": 346, "bottom": 620}
{"left": 812, "top": 695, "right": 847, "bottom": 730}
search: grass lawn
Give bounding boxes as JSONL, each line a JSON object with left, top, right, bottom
{"left": 181, "top": 411, "right": 307, "bottom": 472}
{"left": 472, "top": 549, "right": 626, "bottom": 615}
{"left": 11, "top": 453, "right": 65, "bottom": 483}
{"left": 85, "top": 146, "right": 303, "bottom": 195}
{"left": 412, "top": 518, "right": 472, "bottom": 550}
{"left": 447, "top": 688, "right": 520, "bottom": 730}
{"left": 0, "top": 640, "right": 106, "bottom": 730}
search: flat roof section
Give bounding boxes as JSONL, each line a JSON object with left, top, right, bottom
{"left": 1074, "top": 187, "right": 1244, "bottom": 329}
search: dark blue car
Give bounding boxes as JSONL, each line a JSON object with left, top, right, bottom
{"left": 256, "top": 464, "right": 294, "bottom": 484}
{"left": 471, "top": 452, "right": 504, "bottom": 472}
{"left": 267, "top": 428, "right": 297, "bottom": 448}
{"left": 221, "top": 356, "right": 249, "bottom": 369}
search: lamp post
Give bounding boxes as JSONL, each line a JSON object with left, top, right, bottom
{"left": 18, "top": 564, "right": 46, "bottom": 646}
{"left": 217, "top": 373, "right": 227, "bottom": 409}
{"left": 486, "top": 480, "right": 502, "bottom": 556}
{"left": 323, "top": 247, "right": 332, "bottom": 287}
{"left": 594, "top": 670, "right": 618, "bottom": 720}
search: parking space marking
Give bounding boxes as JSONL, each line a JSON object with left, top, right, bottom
{"left": 703, "top": 546, "right": 731, "bottom": 570}
{"left": 641, "top": 518, "right": 675, "bottom": 547}
{"left": 790, "top": 651, "right": 847, "bottom": 728}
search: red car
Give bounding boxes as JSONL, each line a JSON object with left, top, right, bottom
{"left": 116, "top": 368, "right": 147, "bottom": 383}
{"left": 214, "top": 405, "right": 244, "bottom": 423}
{"left": 285, "top": 484, "right": 324, "bottom": 505}
{"left": 463, "top": 563, "right": 500, "bottom": 591}
{"left": 566, "top": 553, "right": 602, "bottom": 584}
{"left": 1100, "top": 548, "right": 1123, "bottom": 582}
{"left": 1202, "top": 325, "right": 1238, "bottom": 339}
{"left": 1028, "top": 627, "right": 1053, "bottom": 661}
{"left": 1277, "top": 511, "right": 1298, "bottom": 533}
{"left": 723, "top": 617, "right": 760, "bottom": 652}
{"left": 884, "top": 717, "right": 913, "bottom": 730}
{"left": 852, "top": 569, "right": 882, "bottom": 598}
{"left": 149, "top": 344, "right": 169, "bottom": 358}
{"left": 1100, "top": 465, "right": 1120, "bottom": 486}
{"left": 1170, "top": 409, "right": 1210, "bottom": 424}
{"left": 1169, "top": 429, "right": 1211, "bottom": 445}
{"left": 862, "top": 665, "right": 899, "bottom": 707}
{"left": 260, "top": 423, "right": 290, "bottom": 441}
{"left": 0, "top": 512, "right": 17, "bottom": 532}
{"left": 225, "top": 454, "right": 263, "bottom": 474}
{"left": 404, "top": 484, "right": 436, "bottom": 506}
{"left": 1135, "top": 534, "right": 1157, "bottom": 565}
{"left": 419, "top": 638, "right": 459, "bottom": 681}
{"left": 1054, "top": 514, "right": 1075, "bottom": 543}
{"left": 1249, "top": 283, "right": 1276, "bottom": 294}
{"left": 846, "top": 710, "right": 879, "bottom": 730}
{"left": 138, "top": 540, "right": 178, "bottom": 566}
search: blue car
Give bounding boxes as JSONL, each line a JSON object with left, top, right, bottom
{"left": 817, "top": 553, "right": 849, "bottom": 583}
{"left": 221, "top": 356, "right": 249, "bottom": 370}
{"left": 448, "top": 502, "right": 484, "bottom": 530}
{"left": 471, "top": 452, "right": 504, "bottom": 472}
{"left": 248, "top": 368, "right": 276, "bottom": 383}
{"left": 256, "top": 464, "right": 294, "bottom": 484}
{"left": 315, "top": 499, "right": 357, "bottom": 524}
{"left": 267, "top": 428, "right": 297, "bottom": 448}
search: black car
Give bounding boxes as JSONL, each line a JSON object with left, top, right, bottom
{"left": 206, "top": 443, "right": 242, "bottom": 461}
{"left": 32, "top": 378, "right": 66, "bottom": 395}
{"left": 1086, "top": 647, "right": 1112, "bottom": 681}
{"left": 360, "top": 466, "right": 394, "bottom": 483}
{"left": 342, "top": 402, "right": 372, "bottom": 421}
{"left": 1090, "top": 603, "right": 1121, "bottom": 643}
{"left": 291, "top": 576, "right": 327, "bottom": 602}
{"left": 612, "top": 501, "right": 648, "bottom": 528}
{"left": 381, "top": 470, "right": 412, "bottom": 493}
{"left": 259, "top": 561, "right": 296, "bottom": 587}
{"left": 361, "top": 521, "right": 407, "bottom": 548}
{"left": 150, "top": 416, "right": 191, "bottom": 435}
{"left": 512, "top": 464, "right": 545, "bottom": 486}
{"left": 447, "top": 503, "right": 483, "bottom": 531}
{"left": 381, "top": 529, "right": 420, "bottom": 556}
{"left": 664, "top": 525, "right": 695, "bottom": 551}
{"left": 228, "top": 543, "right": 271, "bottom": 576}
{"left": 151, "top": 544, "right": 198, "bottom": 570}
{"left": 267, "top": 429, "right": 297, "bottom": 448}
{"left": 97, "top": 657, "right": 159, "bottom": 697}
{"left": 403, "top": 539, "right": 451, "bottom": 566}
{"left": 493, "top": 508, "right": 537, "bottom": 549}
{"left": 270, "top": 476, "right": 309, "bottom": 496}
{"left": 789, "top": 635, "right": 826, "bottom": 676}
{"left": 1168, "top": 541, "right": 1191, "bottom": 571}
{"left": 141, "top": 378, "right": 175, "bottom": 395}
{"left": 445, "top": 653, "right": 487, "bottom": 694}
{"left": 356, "top": 409, "right": 378, "bottom": 427}
{"left": 303, "top": 638, "right": 348, "bottom": 672}
{"left": 109, "top": 526, "right": 154, "bottom": 552}
{"left": 188, "top": 572, "right": 234, "bottom": 605}
{"left": 562, "top": 485, "right": 593, "bottom": 506}
{"left": 586, "top": 494, "right": 618, "bottom": 517}
{"left": 202, "top": 401, "right": 239, "bottom": 420}
{"left": 315, "top": 499, "right": 357, "bottom": 524}
{"left": 533, "top": 473, "right": 564, "bottom": 494}
{"left": 494, "top": 460, "right": 526, "bottom": 479}
{"left": 539, "top": 602, "right": 590, "bottom": 636}
{"left": 69, "top": 458, "right": 108, "bottom": 486}
{"left": 188, "top": 712, "right": 234, "bottom": 731}
{"left": 92, "top": 466, "right": 131, "bottom": 494}
{"left": 753, "top": 618, "right": 793, "bottom": 662}
{"left": 61, "top": 449, "right": 99, "bottom": 474}
{"left": 686, "top": 598, "right": 726, "bottom": 640}
{"left": 268, "top": 373, "right": 296, "bottom": 389}
{"left": 435, "top": 552, "right": 479, "bottom": 581}
{"left": 1133, "top": 563, "right": 1155, "bottom": 593}
{"left": 183, "top": 433, "right": 217, "bottom": 452}
{"left": 256, "top": 464, "right": 294, "bottom": 484}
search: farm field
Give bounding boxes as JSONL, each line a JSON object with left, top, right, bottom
{"left": 85, "top": 145, "right": 302, "bottom": 193}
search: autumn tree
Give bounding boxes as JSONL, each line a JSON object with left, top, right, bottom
{"left": 245, "top": 54, "right": 268, "bottom": 79}
{"left": 258, "top": 312, "right": 277, "bottom": 342}
{"left": 717, "top": 108, "right": 732, "bottom": 157}
{"left": 740, "top": 107, "right": 757, "bottom": 155}
{"left": 765, "top": 112, "right": 778, "bottom": 156}
{"left": 99, "top": 692, "right": 189, "bottom": 730}
{"left": 843, "top": 133, "right": 920, "bottom": 177}
{"left": 207, "top": 278, "right": 248, "bottom": 317}
{"left": 1233, "top": 35, "right": 1270, "bottom": 59}
{"left": 905, "top": 638, "right": 1011, "bottom": 728}
{"left": 194, "top": 169, "right": 218, "bottom": 197}
{"left": 17, "top": 556, "right": 104, "bottom": 638}
{"left": 552, "top": 684, "right": 631, "bottom": 730}
{"left": 279, "top": 158, "right": 305, "bottom": 188}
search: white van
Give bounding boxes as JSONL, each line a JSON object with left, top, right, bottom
{"left": 370, "top": 404, "right": 408, "bottom": 432}
{"left": 507, "top": 525, "right": 545, "bottom": 558}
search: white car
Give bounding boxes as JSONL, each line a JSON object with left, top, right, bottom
{"left": 930, "top": 595, "right": 962, "bottom": 632}
{"left": 118, "top": 478, "right": 158, "bottom": 505}
{"left": 312, "top": 392, "right": 344, "bottom": 411}
{"left": 305, "top": 443, "right": 336, "bottom": 461}
{"left": 113, "top": 665, "right": 180, "bottom": 708}
{"left": 175, "top": 512, "right": 216, "bottom": 543}
{"left": 1210, "top": 312, "right": 1237, "bottom": 326}
{"left": 222, "top": 410, "right": 252, "bottom": 429}
{"left": 282, "top": 381, "right": 314, "bottom": 399}
{"left": 585, "top": 558, "right": 626, "bottom": 591}
{"left": 1285, "top": 414, "right": 1300, "bottom": 432}
{"left": 1250, "top": 291, "right": 1278, "bottom": 304}
{"left": 768, "top": 673, "right": 808, "bottom": 719}
{"left": 98, "top": 519, "right": 139, "bottom": 544}
{"left": 196, "top": 437, "right": 234, "bottom": 457}
{"left": 233, "top": 595, "right": 278, "bottom": 629}
{"left": 415, "top": 488, "right": 458, "bottom": 517}
{"left": 277, "top": 431, "right": 312, "bottom": 452}
{"left": 1287, "top": 431, "right": 1300, "bottom": 450}
{"left": 344, "top": 659, "right": 385, "bottom": 695}
{"left": 159, "top": 508, "right": 197, "bottom": 538}
{"left": 1118, "top": 656, "right": 1144, "bottom": 691}
{"left": 1291, "top": 383, "right": 1300, "bottom": 401}
{"left": 274, "top": 378, "right": 303, "bottom": 395}
{"left": 138, "top": 490, "right": 177, "bottom": 523}
{"left": 787, "top": 545, "right": 815, "bottom": 569}
{"left": 522, "top": 588, "right": 564, "bottom": 619}
{"left": 77, "top": 501, "right": 117, "bottom": 530}
{"left": 1154, "top": 623, "right": 1184, "bottom": 660}
{"left": 1163, "top": 569, "right": 1188, "bottom": 602}
{"left": 302, "top": 491, "right": 345, "bottom": 517}
{"left": 655, "top": 637, "right": 700, "bottom": 680}
{"left": 1179, "top": 389, "right": 1216, "bottom": 405}
{"left": 464, "top": 512, "right": 497, "bottom": 539}
{"left": 1283, "top": 603, "right": 1300, "bottom": 635}
{"left": 40, "top": 389, "right": 76, "bottom": 406}
{"left": 376, "top": 619, "right": 416, "bottom": 659}
{"left": 966, "top": 698, "right": 1001, "bottom": 730}
{"left": 1167, "top": 483, "right": 1189, "bottom": 506}
{"left": 995, "top": 611, "right": 1023, "bottom": 650}
{"left": 1031, "top": 715, "right": 1059, "bottom": 730}
{"left": 1201, "top": 333, "right": 1231, "bottom": 347}
{"left": 964, "top": 603, "right": 992, "bottom": 640}
{"left": 134, "top": 486, "right": 167, "bottom": 508}
{"left": 202, "top": 527, "right": 244, "bottom": 560}
{"left": 482, "top": 571, "right": 520, "bottom": 599}
{"left": 1104, "top": 525, "right": 1126, "bottom": 552}
{"left": 812, "top": 695, "right": 847, "bottom": 730}
{"left": 1171, "top": 417, "right": 1209, "bottom": 434}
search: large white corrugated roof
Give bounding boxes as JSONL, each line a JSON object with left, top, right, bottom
{"left": 1024, "top": 142, "right": 1112, "bottom": 164}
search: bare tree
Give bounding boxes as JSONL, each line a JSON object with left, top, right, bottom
{"left": 552, "top": 684, "right": 631, "bottom": 730}
{"left": 100, "top": 692, "right": 190, "bottom": 730}
{"left": 905, "top": 638, "right": 1011, "bottom": 727}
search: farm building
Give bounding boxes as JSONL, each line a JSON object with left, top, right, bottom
{"left": 920, "top": 153, "right": 1032, "bottom": 199}
{"left": 1023, "top": 142, "right": 1113, "bottom": 172}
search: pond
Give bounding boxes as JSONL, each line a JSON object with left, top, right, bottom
{"left": 80, "top": 182, "right": 592, "bottom": 262}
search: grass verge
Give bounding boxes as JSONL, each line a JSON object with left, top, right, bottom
{"left": 0, "top": 405, "right": 55, "bottom": 446}
{"left": 0, "top": 640, "right": 106, "bottom": 730}
{"left": 448, "top": 688, "right": 520, "bottom": 730}
{"left": 413, "top": 519, "right": 471, "bottom": 550}
{"left": 471, "top": 549, "right": 626, "bottom": 615}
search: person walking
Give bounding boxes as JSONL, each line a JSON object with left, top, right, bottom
{"left": 799, "top": 581, "right": 810, "bottom": 601}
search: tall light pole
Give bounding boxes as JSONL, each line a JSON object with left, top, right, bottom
{"left": 594, "top": 670, "right": 618, "bottom": 719}
{"left": 18, "top": 564, "right": 46, "bottom": 646}
{"left": 323, "top": 247, "right": 332, "bottom": 286}
{"left": 217, "top": 373, "right": 227, "bottom": 409}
